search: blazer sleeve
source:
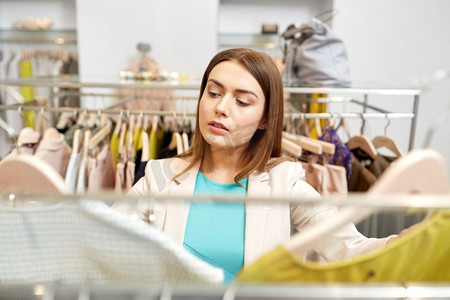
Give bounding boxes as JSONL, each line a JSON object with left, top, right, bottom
{"left": 128, "top": 162, "right": 153, "bottom": 196}
{"left": 289, "top": 163, "right": 392, "bottom": 262}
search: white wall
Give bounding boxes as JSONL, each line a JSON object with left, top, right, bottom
{"left": 0, "top": 0, "right": 76, "bottom": 28}
{"left": 76, "top": 0, "right": 218, "bottom": 81}
{"left": 333, "top": 0, "right": 450, "bottom": 174}
{"left": 1, "top": 0, "right": 449, "bottom": 172}
{"left": 219, "top": 0, "right": 332, "bottom": 34}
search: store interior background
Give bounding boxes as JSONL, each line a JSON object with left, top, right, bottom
{"left": 0, "top": 0, "right": 449, "bottom": 174}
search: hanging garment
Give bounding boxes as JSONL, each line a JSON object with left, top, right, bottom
{"left": 347, "top": 157, "right": 377, "bottom": 192}
{"left": 0, "top": 51, "right": 24, "bottom": 158}
{"left": 0, "top": 200, "right": 223, "bottom": 285}
{"left": 237, "top": 210, "right": 450, "bottom": 283}
{"left": 19, "top": 57, "right": 35, "bottom": 128}
{"left": 76, "top": 157, "right": 88, "bottom": 194}
{"left": 87, "top": 144, "right": 115, "bottom": 191}
{"left": 125, "top": 160, "right": 136, "bottom": 191}
{"left": 325, "top": 164, "right": 347, "bottom": 195}
{"left": 115, "top": 161, "right": 126, "bottom": 193}
{"left": 300, "top": 161, "right": 347, "bottom": 196}
{"left": 110, "top": 130, "right": 120, "bottom": 167}
{"left": 319, "top": 127, "right": 353, "bottom": 179}
{"left": 7, "top": 127, "right": 40, "bottom": 156}
{"left": 34, "top": 129, "right": 72, "bottom": 178}
{"left": 64, "top": 149, "right": 81, "bottom": 192}
{"left": 351, "top": 147, "right": 391, "bottom": 178}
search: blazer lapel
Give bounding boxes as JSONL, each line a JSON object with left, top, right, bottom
{"left": 245, "top": 168, "right": 291, "bottom": 266}
{"left": 163, "top": 159, "right": 200, "bottom": 244}
{"left": 245, "top": 171, "right": 271, "bottom": 265}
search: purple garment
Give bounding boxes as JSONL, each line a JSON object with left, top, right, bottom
{"left": 319, "top": 127, "right": 353, "bottom": 179}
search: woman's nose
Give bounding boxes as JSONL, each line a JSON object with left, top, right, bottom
{"left": 215, "top": 95, "right": 231, "bottom": 117}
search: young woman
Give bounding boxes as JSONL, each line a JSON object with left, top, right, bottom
{"left": 128, "top": 48, "right": 391, "bottom": 283}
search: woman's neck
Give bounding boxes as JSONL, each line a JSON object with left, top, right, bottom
{"left": 200, "top": 146, "right": 244, "bottom": 184}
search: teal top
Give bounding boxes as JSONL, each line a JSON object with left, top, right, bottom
{"left": 183, "top": 171, "right": 247, "bottom": 284}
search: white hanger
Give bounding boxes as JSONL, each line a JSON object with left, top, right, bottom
{"left": 141, "top": 130, "right": 150, "bottom": 162}
{"left": 281, "top": 137, "right": 302, "bottom": 158}
{"left": 175, "top": 132, "right": 184, "bottom": 155}
{"left": 347, "top": 135, "right": 378, "bottom": 160}
{"left": 113, "top": 110, "right": 124, "bottom": 136}
{"left": 283, "top": 132, "right": 322, "bottom": 155}
{"left": 283, "top": 148, "right": 450, "bottom": 254}
{"left": 313, "top": 118, "right": 322, "bottom": 138}
{"left": 72, "top": 129, "right": 82, "bottom": 154}
{"left": 151, "top": 115, "right": 159, "bottom": 132}
{"left": 283, "top": 131, "right": 323, "bottom": 155}
{"left": 118, "top": 123, "right": 128, "bottom": 163}
{"left": 142, "top": 114, "right": 150, "bottom": 132}
{"left": 372, "top": 136, "right": 403, "bottom": 157}
{"left": 372, "top": 116, "right": 403, "bottom": 157}
{"left": 56, "top": 111, "right": 74, "bottom": 130}
{"left": 82, "top": 130, "right": 91, "bottom": 160}
{"left": 89, "top": 120, "right": 112, "bottom": 150}
{"left": 0, "top": 154, "right": 70, "bottom": 195}
{"left": 182, "top": 132, "right": 189, "bottom": 152}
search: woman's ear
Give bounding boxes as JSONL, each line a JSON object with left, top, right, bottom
{"left": 258, "top": 118, "right": 268, "bottom": 130}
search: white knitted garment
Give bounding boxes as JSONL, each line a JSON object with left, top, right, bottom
{"left": 0, "top": 200, "right": 223, "bottom": 286}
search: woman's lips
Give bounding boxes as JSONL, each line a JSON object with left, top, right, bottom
{"left": 208, "top": 121, "right": 229, "bottom": 133}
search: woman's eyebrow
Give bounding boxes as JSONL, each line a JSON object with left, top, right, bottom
{"left": 208, "top": 78, "right": 259, "bottom": 100}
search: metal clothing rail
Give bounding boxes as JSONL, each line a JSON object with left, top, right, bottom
{"left": 0, "top": 104, "right": 415, "bottom": 121}
{"left": 0, "top": 104, "right": 197, "bottom": 118}
{"left": 3, "top": 192, "right": 450, "bottom": 210}
{"left": 0, "top": 79, "right": 421, "bottom": 94}
{"left": 284, "top": 112, "right": 414, "bottom": 120}
{"left": 0, "top": 283, "right": 449, "bottom": 300}
{"left": 0, "top": 78, "right": 421, "bottom": 150}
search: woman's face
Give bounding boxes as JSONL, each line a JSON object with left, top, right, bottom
{"left": 198, "top": 60, "right": 267, "bottom": 153}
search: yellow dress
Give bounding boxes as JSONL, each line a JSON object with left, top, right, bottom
{"left": 237, "top": 210, "right": 450, "bottom": 283}
{"left": 19, "top": 59, "right": 35, "bottom": 128}
{"left": 109, "top": 132, "right": 120, "bottom": 167}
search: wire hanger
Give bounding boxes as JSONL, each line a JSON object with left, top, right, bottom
{"left": 372, "top": 114, "right": 403, "bottom": 157}
{"left": 347, "top": 113, "right": 378, "bottom": 160}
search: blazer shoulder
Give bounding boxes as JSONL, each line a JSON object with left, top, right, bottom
{"left": 269, "top": 160, "right": 306, "bottom": 180}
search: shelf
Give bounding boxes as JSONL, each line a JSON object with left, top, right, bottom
{"left": 218, "top": 32, "right": 282, "bottom": 50}
{"left": 0, "top": 28, "right": 77, "bottom": 45}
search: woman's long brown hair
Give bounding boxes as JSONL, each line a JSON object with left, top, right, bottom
{"left": 174, "top": 48, "right": 287, "bottom": 185}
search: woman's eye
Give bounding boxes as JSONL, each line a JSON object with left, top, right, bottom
{"left": 236, "top": 99, "right": 250, "bottom": 107}
{"left": 208, "top": 91, "right": 221, "bottom": 97}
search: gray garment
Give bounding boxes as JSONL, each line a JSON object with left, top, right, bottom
{"left": 0, "top": 200, "right": 223, "bottom": 285}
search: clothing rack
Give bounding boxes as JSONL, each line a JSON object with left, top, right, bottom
{"left": 0, "top": 193, "right": 449, "bottom": 299}
{"left": 0, "top": 78, "right": 421, "bottom": 150}
{"left": 0, "top": 104, "right": 416, "bottom": 121}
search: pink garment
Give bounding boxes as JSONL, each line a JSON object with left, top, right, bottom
{"left": 115, "top": 162, "right": 125, "bottom": 193}
{"left": 125, "top": 160, "right": 136, "bottom": 191}
{"left": 325, "top": 164, "right": 348, "bottom": 195}
{"left": 34, "top": 131, "right": 71, "bottom": 177}
{"left": 300, "top": 162, "right": 348, "bottom": 196}
{"left": 301, "top": 162, "right": 326, "bottom": 194}
{"left": 9, "top": 127, "right": 40, "bottom": 156}
{"left": 87, "top": 144, "right": 115, "bottom": 191}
